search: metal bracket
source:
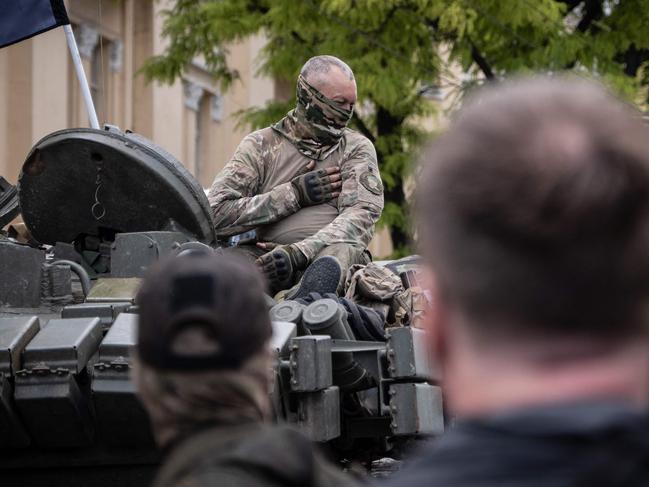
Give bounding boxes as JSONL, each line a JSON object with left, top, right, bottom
{"left": 386, "top": 327, "right": 439, "bottom": 381}
{"left": 388, "top": 383, "right": 444, "bottom": 436}
{"left": 289, "top": 336, "right": 332, "bottom": 392}
{"left": 297, "top": 386, "right": 340, "bottom": 442}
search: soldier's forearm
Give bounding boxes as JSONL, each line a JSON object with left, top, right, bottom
{"left": 211, "top": 182, "right": 301, "bottom": 237}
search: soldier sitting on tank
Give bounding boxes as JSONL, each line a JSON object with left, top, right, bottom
{"left": 134, "top": 251, "right": 357, "bottom": 487}
{"left": 208, "top": 55, "right": 384, "bottom": 297}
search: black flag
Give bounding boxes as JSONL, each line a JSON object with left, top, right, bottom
{"left": 0, "top": 0, "right": 69, "bottom": 49}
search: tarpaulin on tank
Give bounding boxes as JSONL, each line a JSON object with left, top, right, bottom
{"left": 18, "top": 128, "right": 216, "bottom": 245}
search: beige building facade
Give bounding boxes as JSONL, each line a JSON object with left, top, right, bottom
{"left": 0, "top": 0, "right": 275, "bottom": 188}
{"left": 0, "top": 0, "right": 393, "bottom": 256}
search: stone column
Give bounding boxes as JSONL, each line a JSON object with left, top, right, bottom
{"left": 123, "top": 0, "right": 135, "bottom": 130}
{"left": 183, "top": 81, "right": 203, "bottom": 112}
{"left": 132, "top": 0, "right": 154, "bottom": 137}
{"left": 73, "top": 24, "right": 99, "bottom": 127}
{"left": 2, "top": 42, "right": 33, "bottom": 183}
{"left": 151, "top": 0, "right": 184, "bottom": 163}
{"left": 31, "top": 29, "right": 68, "bottom": 141}
{"left": 182, "top": 81, "right": 203, "bottom": 176}
{"left": 106, "top": 40, "right": 123, "bottom": 125}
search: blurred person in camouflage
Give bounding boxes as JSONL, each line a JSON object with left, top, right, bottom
{"left": 208, "top": 55, "right": 383, "bottom": 296}
{"left": 133, "top": 252, "right": 356, "bottom": 487}
{"left": 386, "top": 78, "right": 649, "bottom": 487}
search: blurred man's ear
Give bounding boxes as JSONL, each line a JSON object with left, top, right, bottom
{"left": 421, "top": 268, "right": 448, "bottom": 368}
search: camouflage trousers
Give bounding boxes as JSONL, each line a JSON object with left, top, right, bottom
{"left": 225, "top": 243, "right": 370, "bottom": 296}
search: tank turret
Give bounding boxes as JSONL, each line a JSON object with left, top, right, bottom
{"left": 0, "top": 126, "right": 443, "bottom": 486}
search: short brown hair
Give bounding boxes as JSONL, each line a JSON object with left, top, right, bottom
{"left": 418, "top": 77, "right": 649, "bottom": 338}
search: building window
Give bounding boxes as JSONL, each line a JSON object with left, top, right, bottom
{"left": 183, "top": 79, "right": 222, "bottom": 186}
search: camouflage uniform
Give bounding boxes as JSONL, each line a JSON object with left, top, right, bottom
{"left": 208, "top": 76, "right": 384, "bottom": 275}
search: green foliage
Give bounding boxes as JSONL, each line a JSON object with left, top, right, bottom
{"left": 144, "top": 0, "right": 649, "bottom": 256}
{"left": 234, "top": 100, "right": 293, "bottom": 131}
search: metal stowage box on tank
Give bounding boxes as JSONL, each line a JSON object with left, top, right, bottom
{"left": 91, "top": 312, "right": 154, "bottom": 446}
{"left": 0, "top": 126, "right": 443, "bottom": 486}
{"left": 15, "top": 317, "right": 103, "bottom": 448}
{"left": 0, "top": 316, "right": 40, "bottom": 448}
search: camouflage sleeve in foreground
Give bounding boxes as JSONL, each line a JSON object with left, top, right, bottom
{"left": 295, "top": 136, "right": 383, "bottom": 261}
{"left": 207, "top": 133, "right": 300, "bottom": 238}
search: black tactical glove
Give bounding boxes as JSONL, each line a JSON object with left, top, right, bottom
{"left": 256, "top": 244, "right": 308, "bottom": 291}
{"left": 291, "top": 166, "right": 341, "bottom": 207}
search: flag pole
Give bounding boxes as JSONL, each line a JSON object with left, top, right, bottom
{"left": 63, "top": 24, "right": 100, "bottom": 130}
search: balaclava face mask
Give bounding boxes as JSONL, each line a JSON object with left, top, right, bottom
{"left": 273, "top": 75, "right": 354, "bottom": 160}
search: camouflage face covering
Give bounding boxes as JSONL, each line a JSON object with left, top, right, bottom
{"left": 273, "top": 75, "right": 354, "bottom": 160}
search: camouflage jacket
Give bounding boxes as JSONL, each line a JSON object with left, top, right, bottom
{"left": 207, "top": 126, "right": 384, "bottom": 261}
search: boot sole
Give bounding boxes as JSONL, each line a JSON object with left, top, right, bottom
{"left": 287, "top": 256, "right": 342, "bottom": 300}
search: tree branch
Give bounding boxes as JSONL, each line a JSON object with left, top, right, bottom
{"left": 469, "top": 40, "right": 495, "bottom": 80}
{"left": 290, "top": 30, "right": 307, "bottom": 44}
{"left": 352, "top": 112, "right": 376, "bottom": 144}
{"left": 576, "top": 0, "right": 604, "bottom": 33}
{"left": 557, "top": 0, "right": 583, "bottom": 13}
{"left": 621, "top": 44, "right": 649, "bottom": 77}
{"left": 373, "top": 6, "right": 399, "bottom": 34}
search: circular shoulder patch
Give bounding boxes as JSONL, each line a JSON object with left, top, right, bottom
{"left": 360, "top": 171, "right": 383, "bottom": 195}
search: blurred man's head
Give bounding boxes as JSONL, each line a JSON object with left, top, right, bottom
{"left": 134, "top": 252, "right": 273, "bottom": 448}
{"left": 417, "top": 77, "right": 649, "bottom": 416}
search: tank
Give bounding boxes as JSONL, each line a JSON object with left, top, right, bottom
{"left": 0, "top": 126, "right": 443, "bottom": 486}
